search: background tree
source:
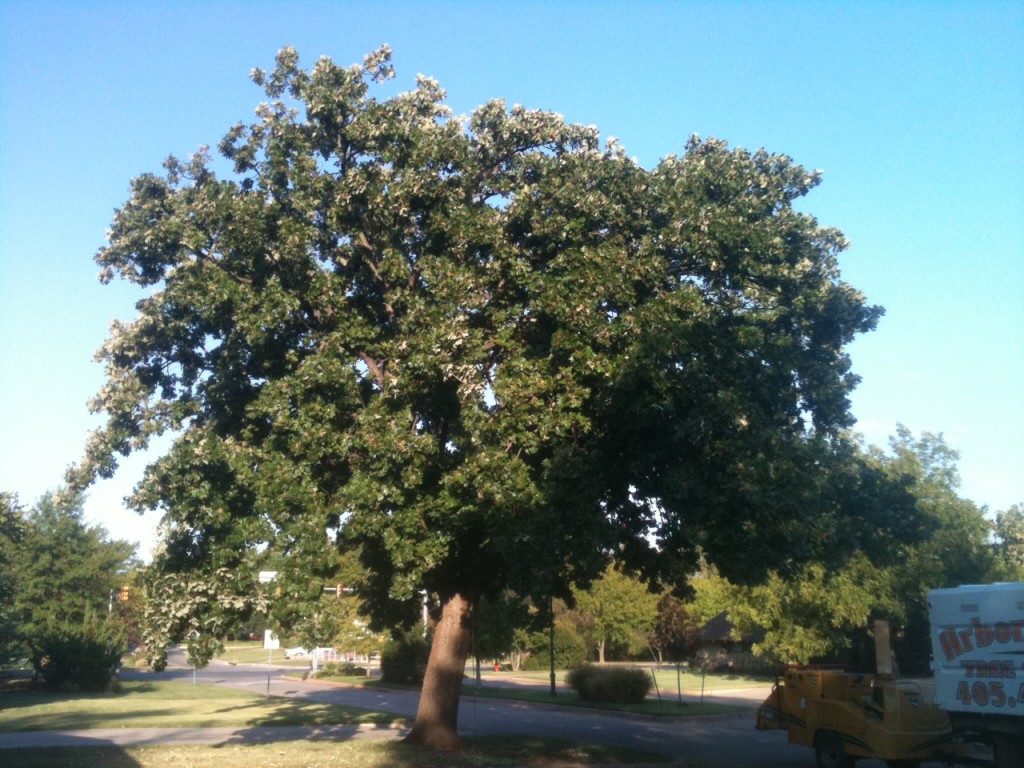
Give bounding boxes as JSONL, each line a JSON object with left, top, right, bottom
{"left": 728, "top": 552, "right": 902, "bottom": 665}
{"left": 686, "top": 563, "right": 743, "bottom": 624}
{"left": 650, "top": 594, "right": 701, "bottom": 666}
{"left": 472, "top": 591, "right": 530, "bottom": 670}
{"left": 870, "top": 428, "right": 1000, "bottom": 673}
{"left": 572, "top": 564, "right": 659, "bottom": 663}
{"left": 0, "top": 492, "right": 24, "bottom": 665}
{"left": 993, "top": 503, "right": 1024, "bottom": 579}
{"left": 71, "top": 47, "right": 889, "bottom": 747}
{"left": 10, "top": 491, "right": 136, "bottom": 688}
{"left": 688, "top": 429, "right": 1002, "bottom": 672}
{"left": 325, "top": 550, "right": 390, "bottom": 664}
{"left": 521, "top": 608, "right": 590, "bottom": 672}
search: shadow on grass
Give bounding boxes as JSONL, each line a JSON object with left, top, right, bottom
{"left": 367, "top": 735, "right": 673, "bottom": 767}
{"left": 208, "top": 693, "right": 406, "bottom": 728}
{"left": 0, "top": 679, "right": 399, "bottom": 733}
{"left": 0, "top": 743, "right": 143, "bottom": 768}
{"left": 206, "top": 732, "right": 670, "bottom": 767}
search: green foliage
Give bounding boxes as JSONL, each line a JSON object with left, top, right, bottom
{"left": 0, "top": 492, "right": 24, "bottom": 664}
{"left": 993, "top": 503, "right": 1024, "bottom": 579}
{"left": 31, "top": 613, "right": 126, "bottom": 692}
{"left": 572, "top": 564, "right": 660, "bottom": 662}
{"left": 11, "top": 492, "right": 136, "bottom": 640}
{"left": 878, "top": 427, "right": 997, "bottom": 589}
{"left": 685, "top": 430, "right": 1000, "bottom": 671}
{"left": 728, "top": 552, "right": 901, "bottom": 665}
{"left": 313, "top": 661, "right": 368, "bottom": 678}
{"left": 687, "top": 564, "right": 744, "bottom": 625}
{"left": 380, "top": 631, "right": 430, "bottom": 685}
{"left": 522, "top": 620, "right": 588, "bottom": 671}
{"left": 69, "top": 46, "right": 889, "bottom": 737}
{"left": 71, "top": 44, "right": 884, "bottom": 609}
{"left": 868, "top": 428, "right": 1002, "bottom": 673}
{"left": 139, "top": 567, "right": 266, "bottom": 671}
{"left": 651, "top": 594, "right": 701, "bottom": 663}
{"left": 6, "top": 491, "right": 136, "bottom": 674}
{"left": 566, "top": 664, "right": 652, "bottom": 704}
{"left": 473, "top": 591, "right": 531, "bottom": 661}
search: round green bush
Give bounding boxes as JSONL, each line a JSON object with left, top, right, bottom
{"left": 380, "top": 632, "right": 430, "bottom": 685}
{"left": 566, "top": 664, "right": 652, "bottom": 704}
{"left": 31, "top": 624, "right": 125, "bottom": 692}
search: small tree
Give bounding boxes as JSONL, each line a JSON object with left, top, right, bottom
{"left": 728, "top": 553, "right": 902, "bottom": 665}
{"left": 0, "top": 492, "right": 25, "bottom": 664}
{"left": 651, "top": 595, "right": 700, "bottom": 664}
{"left": 573, "top": 564, "right": 659, "bottom": 663}
{"left": 994, "top": 503, "right": 1024, "bottom": 579}
{"left": 11, "top": 491, "right": 136, "bottom": 689}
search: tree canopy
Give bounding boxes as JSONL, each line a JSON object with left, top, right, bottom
{"left": 71, "top": 47, "right": 889, "bottom": 747}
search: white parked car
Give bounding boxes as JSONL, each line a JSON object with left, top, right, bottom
{"left": 283, "top": 647, "right": 309, "bottom": 659}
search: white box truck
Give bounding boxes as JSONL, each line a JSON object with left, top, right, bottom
{"left": 928, "top": 583, "right": 1024, "bottom": 768}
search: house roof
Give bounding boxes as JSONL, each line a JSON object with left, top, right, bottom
{"left": 699, "top": 611, "right": 765, "bottom": 644}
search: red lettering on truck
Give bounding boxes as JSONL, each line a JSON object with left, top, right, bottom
{"left": 939, "top": 618, "right": 1024, "bottom": 661}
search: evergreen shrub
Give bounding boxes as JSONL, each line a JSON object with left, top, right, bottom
{"left": 31, "top": 621, "right": 126, "bottom": 692}
{"left": 314, "top": 661, "right": 368, "bottom": 678}
{"left": 380, "top": 632, "right": 429, "bottom": 685}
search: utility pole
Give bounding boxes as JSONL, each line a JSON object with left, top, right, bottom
{"left": 549, "top": 592, "right": 556, "bottom": 697}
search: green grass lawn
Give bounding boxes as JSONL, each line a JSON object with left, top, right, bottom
{"left": 0, "top": 679, "right": 402, "bottom": 732}
{"left": 214, "top": 641, "right": 313, "bottom": 668}
{"left": 6, "top": 737, "right": 674, "bottom": 768}
{"left": 0, "top": 678, "right": 673, "bottom": 766}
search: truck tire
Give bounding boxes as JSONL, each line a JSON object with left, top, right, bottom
{"left": 884, "top": 761, "right": 920, "bottom": 768}
{"left": 815, "top": 731, "right": 853, "bottom": 768}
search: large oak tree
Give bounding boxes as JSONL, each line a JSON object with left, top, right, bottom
{"left": 72, "top": 47, "right": 888, "bottom": 747}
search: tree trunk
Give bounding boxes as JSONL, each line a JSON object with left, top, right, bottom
{"left": 403, "top": 591, "right": 474, "bottom": 750}
{"left": 597, "top": 639, "right": 606, "bottom": 664}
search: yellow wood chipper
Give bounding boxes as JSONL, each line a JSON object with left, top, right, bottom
{"left": 755, "top": 664, "right": 966, "bottom": 768}
{"left": 756, "top": 585, "right": 1024, "bottom": 768}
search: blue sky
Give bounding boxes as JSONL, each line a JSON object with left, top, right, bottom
{"left": 1, "top": 1, "right": 1021, "bottom": 559}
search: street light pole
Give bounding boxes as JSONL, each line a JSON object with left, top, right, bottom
{"left": 549, "top": 592, "right": 556, "bottom": 697}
